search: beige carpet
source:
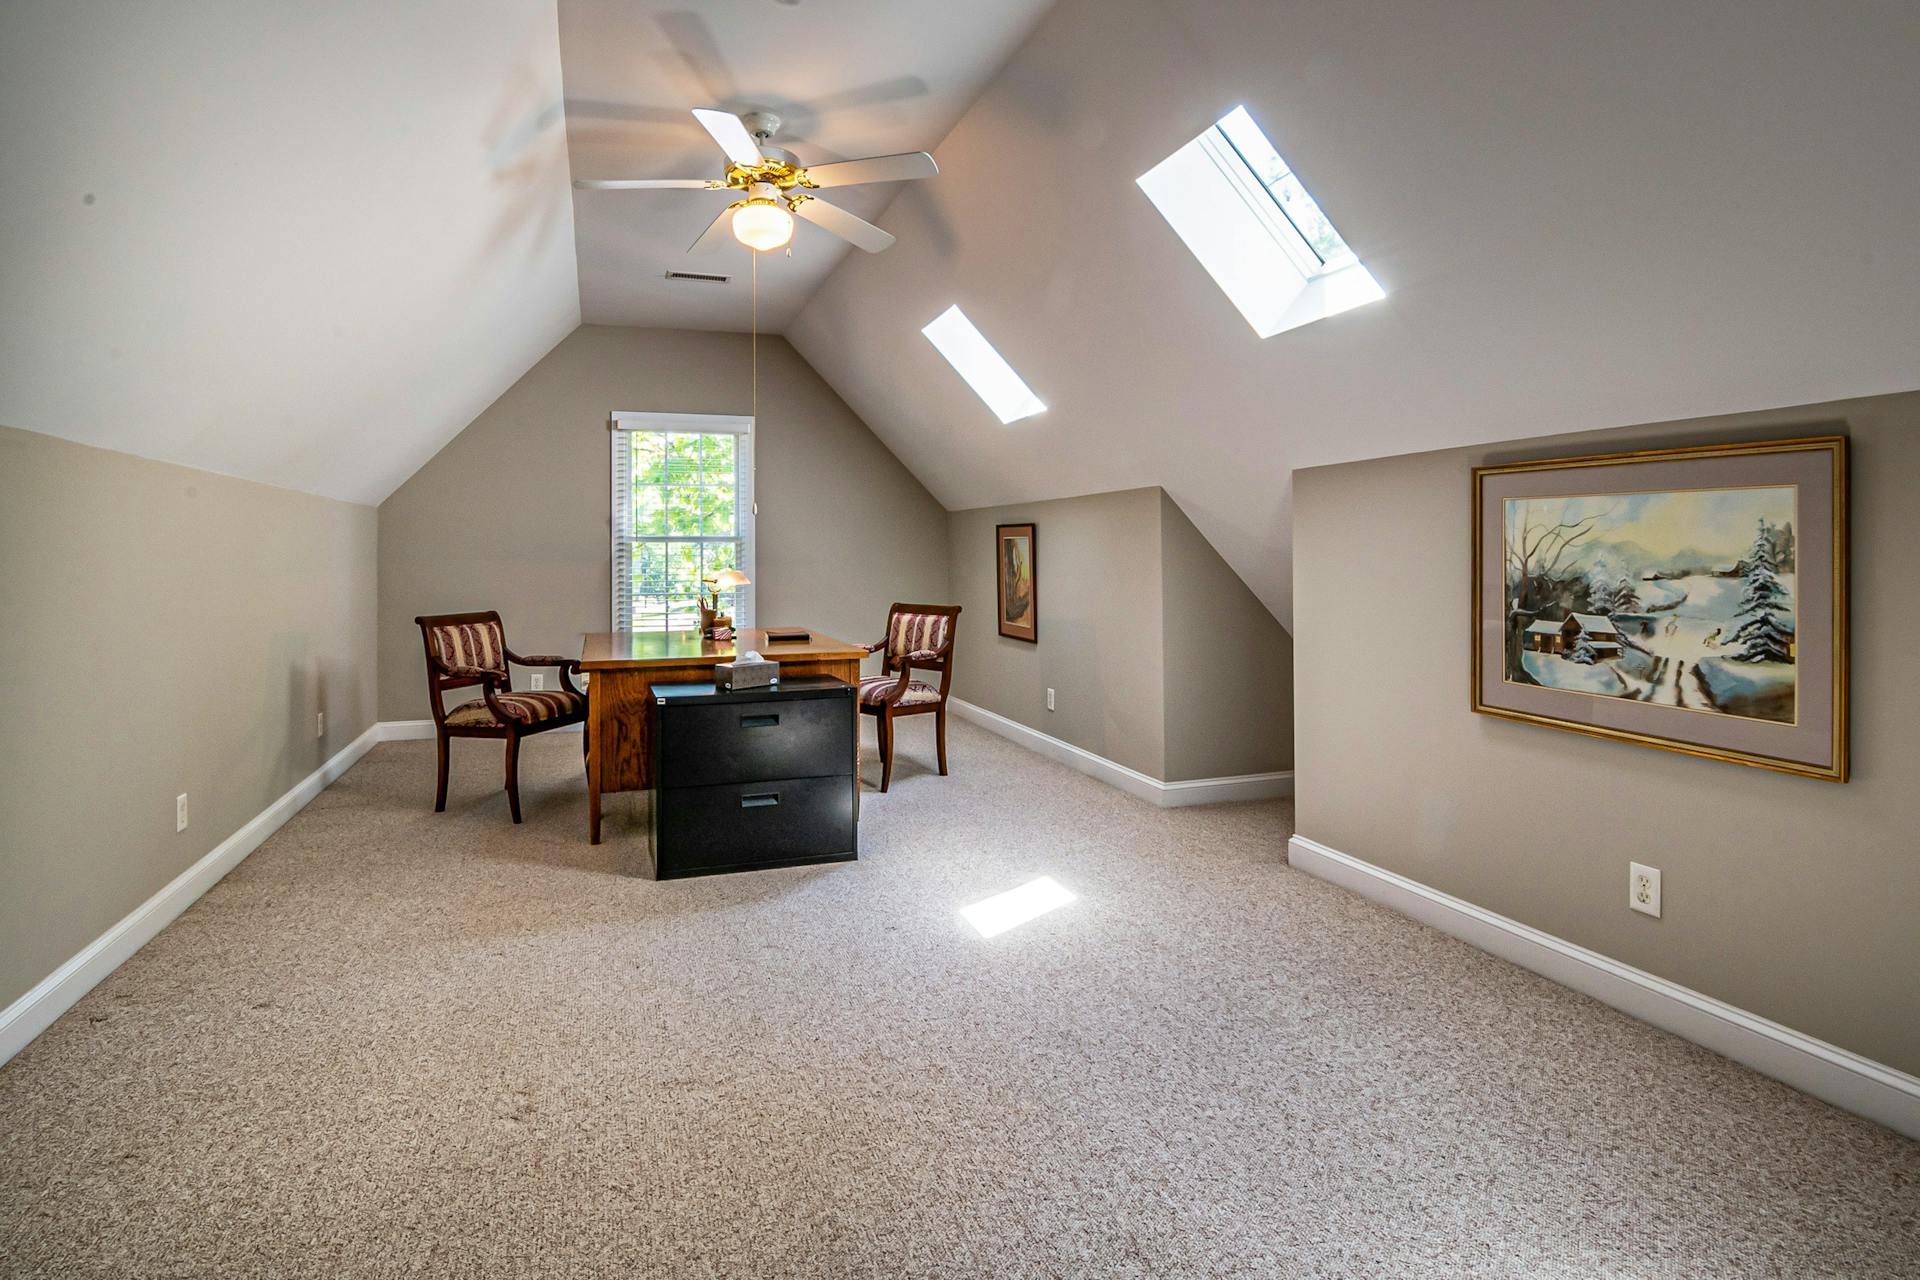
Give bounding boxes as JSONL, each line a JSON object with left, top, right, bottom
{"left": 3, "top": 720, "right": 1917, "bottom": 1278}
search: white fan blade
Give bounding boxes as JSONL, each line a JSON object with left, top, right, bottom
{"left": 793, "top": 198, "right": 895, "bottom": 253}
{"left": 801, "top": 152, "right": 937, "bottom": 189}
{"left": 689, "top": 205, "right": 738, "bottom": 254}
{"left": 573, "top": 178, "right": 724, "bottom": 190}
{"left": 691, "top": 108, "right": 765, "bottom": 166}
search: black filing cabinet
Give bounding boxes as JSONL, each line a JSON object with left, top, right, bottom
{"left": 648, "top": 676, "right": 857, "bottom": 878}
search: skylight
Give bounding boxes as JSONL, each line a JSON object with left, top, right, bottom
{"left": 921, "top": 305, "right": 1046, "bottom": 424}
{"left": 1137, "top": 105, "right": 1383, "bottom": 338}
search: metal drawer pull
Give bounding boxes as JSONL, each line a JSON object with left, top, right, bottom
{"left": 740, "top": 793, "right": 780, "bottom": 808}
{"left": 741, "top": 714, "right": 780, "bottom": 728}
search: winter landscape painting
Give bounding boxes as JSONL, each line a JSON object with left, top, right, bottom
{"left": 1503, "top": 487, "right": 1798, "bottom": 722}
{"left": 1473, "top": 435, "right": 1848, "bottom": 782}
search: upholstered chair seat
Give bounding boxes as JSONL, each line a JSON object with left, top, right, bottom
{"left": 857, "top": 676, "right": 942, "bottom": 707}
{"left": 444, "top": 689, "right": 586, "bottom": 727}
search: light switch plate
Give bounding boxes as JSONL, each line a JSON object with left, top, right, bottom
{"left": 176, "top": 793, "right": 189, "bottom": 833}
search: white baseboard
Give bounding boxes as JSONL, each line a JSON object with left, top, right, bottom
{"left": 1287, "top": 834, "right": 1920, "bottom": 1141}
{"left": 948, "top": 698, "right": 1292, "bottom": 807}
{"left": 0, "top": 723, "right": 385, "bottom": 1068}
{"left": 380, "top": 718, "right": 581, "bottom": 741}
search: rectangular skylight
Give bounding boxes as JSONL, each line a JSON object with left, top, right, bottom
{"left": 921, "top": 305, "right": 1046, "bottom": 424}
{"left": 1137, "top": 105, "right": 1383, "bottom": 338}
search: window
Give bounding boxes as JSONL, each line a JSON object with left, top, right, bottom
{"left": 1137, "top": 105, "right": 1383, "bottom": 338}
{"left": 921, "top": 305, "right": 1046, "bottom": 424}
{"left": 610, "top": 412, "right": 754, "bottom": 633}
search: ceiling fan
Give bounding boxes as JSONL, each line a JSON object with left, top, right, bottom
{"left": 573, "top": 108, "right": 937, "bottom": 256}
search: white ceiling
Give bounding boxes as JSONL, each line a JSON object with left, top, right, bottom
{"left": 789, "top": 0, "right": 1920, "bottom": 626}
{"left": 0, "top": 0, "right": 580, "bottom": 505}
{"left": 558, "top": 0, "right": 1056, "bottom": 331}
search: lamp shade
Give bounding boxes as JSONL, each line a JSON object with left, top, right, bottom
{"left": 710, "top": 569, "right": 751, "bottom": 589}
{"left": 731, "top": 199, "right": 793, "bottom": 252}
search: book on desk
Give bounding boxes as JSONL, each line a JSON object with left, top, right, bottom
{"left": 647, "top": 675, "right": 857, "bottom": 879}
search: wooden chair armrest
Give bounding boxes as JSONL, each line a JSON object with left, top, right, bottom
{"left": 508, "top": 652, "right": 578, "bottom": 670}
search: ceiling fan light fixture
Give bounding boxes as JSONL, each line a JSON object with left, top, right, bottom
{"left": 731, "top": 187, "right": 794, "bottom": 252}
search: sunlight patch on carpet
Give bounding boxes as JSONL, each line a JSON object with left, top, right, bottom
{"left": 960, "top": 876, "right": 1077, "bottom": 938}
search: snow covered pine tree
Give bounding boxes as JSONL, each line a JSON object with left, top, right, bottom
{"left": 1729, "top": 518, "right": 1793, "bottom": 663}
{"left": 1610, "top": 575, "right": 1641, "bottom": 613}
{"left": 1569, "top": 632, "right": 1601, "bottom": 664}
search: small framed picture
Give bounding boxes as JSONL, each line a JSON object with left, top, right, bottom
{"left": 1472, "top": 436, "right": 1847, "bottom": 781}
{"left": 995, "top": 523, "right": 1037, "bottom": 643}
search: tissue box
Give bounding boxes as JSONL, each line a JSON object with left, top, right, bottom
{"left": 715, "top": 659, "right": 776, "bottom": 691}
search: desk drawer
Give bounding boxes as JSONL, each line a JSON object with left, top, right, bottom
{"left": 656, "top": 691, "right": 852, "bottom": 788}
{"left": 652, "top": 775, "right": 856, "bottom": 876}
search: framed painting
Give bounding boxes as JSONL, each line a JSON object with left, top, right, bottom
{"left": 996, "top": 523, "right": 1038, "bottom": 642}
{"left": 1472, "top": 436, "right": 1847, "bottom": 781}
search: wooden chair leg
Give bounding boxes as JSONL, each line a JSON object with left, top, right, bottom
{"left": 504, "top": 733, "right": 523, "bottom": 824}
{"left": 879, "top": 710, "right": 894, "bottom": 793}
{"left": 936, "top": 706, "right": 949, "bottom": 776}
{"left": 434, "top": 732, "right": 450, "bottom": 812}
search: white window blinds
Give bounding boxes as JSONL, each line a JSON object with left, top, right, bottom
{"left": 610, "top": 412, "right": 755, "bottom": 633}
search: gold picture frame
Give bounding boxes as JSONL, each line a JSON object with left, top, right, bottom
{"left": 996, "top": 523, "right": 1037, "bottom": 643}
{"left": 1471, "top": 436, "right": 1847, "bottom": 781}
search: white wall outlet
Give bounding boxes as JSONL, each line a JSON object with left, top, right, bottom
{"left": 1046, "top": 687, "right": 1056, "bottom": 711}
{"left": 1630, "top": 862, "right": 1662, "bottom": 918}
{"left": 176, "top": 793, "right": 189, "bottom": 833}
{"left": 530, "top": 674, "right": 545, "bottom": 691}
{"left": 316, "top": 710, "right": 325, "bottom": 739}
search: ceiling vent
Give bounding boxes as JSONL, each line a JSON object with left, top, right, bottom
{"left": 664, "top": 269, "right": 732, "bottom": 284}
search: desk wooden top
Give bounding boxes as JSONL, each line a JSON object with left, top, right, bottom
{"left": 579, "top": 628, "right": 869, "bottom": 670}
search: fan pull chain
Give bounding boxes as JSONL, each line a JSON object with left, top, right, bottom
{"left": 751, "top": 249, "right": 757, "bottom": 432}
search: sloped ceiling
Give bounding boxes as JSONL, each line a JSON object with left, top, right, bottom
{"left": 788, "top": 0, "right": 1920, "bottom": 627}
{"left": 559, "top": 0, "right": 1055, "bottom": 332}
{"left": 0, "top": 0, "right": 580, "bottom": 506}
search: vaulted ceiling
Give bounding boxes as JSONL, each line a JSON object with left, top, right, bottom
{"left": 560, "top": 0, "right": 1055, "bottom": 331}
{"left": 789, "top": 0, "right": 1920, "bottom": 624}
{"left": 0, "top": 0, "right": 581, "bottom": 505}
{"left": 5, "top": 0, "right": 1919, "bottom": 625}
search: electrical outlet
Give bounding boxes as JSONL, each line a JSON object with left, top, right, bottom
{"left": 176, "top": 793, "right": 189, "bottom": 833}
{"left": 316, "top": 710, "right": 325, "bottom": 739}
{"left": 1630, "top": 862, "right": 1662, "bottom": 918}
{"left": 1046, "top": 688, "right": 1056, "bottom": 711}
{"left": 530, "top": 674, "right": 545, "bottom": 691}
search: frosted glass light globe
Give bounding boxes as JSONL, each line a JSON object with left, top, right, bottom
{"left": 732, "top": 200, "right": 794, "bottom": 252}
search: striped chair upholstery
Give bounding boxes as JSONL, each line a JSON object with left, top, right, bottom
{"left": 428, "top": 619, "right": 508, "bottom": 677}
{"left": 886, "top": 611, "right": 951, "bottom": 663}
{"left": 857, "top": 676, "right": 942, "bottom": 707}
{"left": 444, "top": 689, "right": 585, "bottom": 727}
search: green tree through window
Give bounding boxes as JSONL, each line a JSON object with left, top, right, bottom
{"left": 616, "top": 428, "right": 748, "bottom": 632}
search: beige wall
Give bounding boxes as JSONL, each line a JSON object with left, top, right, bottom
{"left": 947, "top": 487, "right": 1292, "bottom": 782}
{"left": 0, "top": 426, "right": 377, "bottom": 1010}
{"left": 948, "top": 489, "right": 1167, "bottom": 777}
{"left": 1160, "top": 492, "right": 1294, "bottom": 780}
{"left": 377, "top": 325, "right": 949, "bottom": 719}
{"left": 1292, "top": 391, "right": 1920, "bottom": 1076}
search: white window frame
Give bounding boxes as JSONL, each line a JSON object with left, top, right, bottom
{"left": 1136, "top": 105, "right": 1384, "bottom": 339}
{"left": 609, "top": 411, "right": 755, "bottom": 633}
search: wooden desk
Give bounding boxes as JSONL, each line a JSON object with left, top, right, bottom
{"left": 580, "top": 628, "right": 867, "bottom": 844}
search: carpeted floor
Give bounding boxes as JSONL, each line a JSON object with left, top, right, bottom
{"left": 3, "top": 720, "right": 1917, "bottom": 1278}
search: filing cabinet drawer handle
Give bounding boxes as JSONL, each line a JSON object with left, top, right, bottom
{"left": 741, "top": 714, "right": 780, "bottom": 729}
{"left": 740, "top": 793, "right": 780, "bottom": 808}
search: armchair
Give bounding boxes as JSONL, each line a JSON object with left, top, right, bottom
{"left": 857, "top": 603, "right": 962, "bottom": 792}
{"left": 414, "top": 611, "right": 587, "bottom": 823}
